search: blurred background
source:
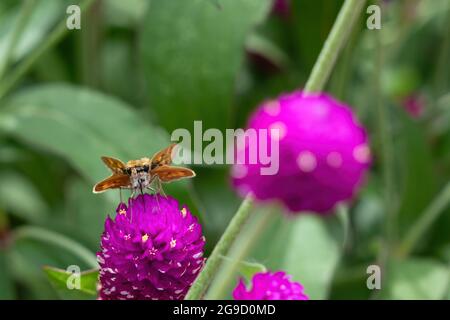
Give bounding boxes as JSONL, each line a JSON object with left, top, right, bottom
{"left": 0, "top": 0, "right": 449, "bottom": 299}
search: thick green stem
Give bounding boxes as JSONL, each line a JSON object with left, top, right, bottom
{"left": 12, "top": 226, "right": 98, "bottom": 268}
{"left": 185, "top": 196, "right": 254, "bottom": 300}
{"left": 185, "top": 0, "right": 366, "bottom": 300}
{"left": 397, "top": 182, "right": 450, "bottom": 257}
{"left": 304, "top": 0, "right": 366, "bottom": 93}
{"left": 0, "top": 0, "right": 96, "bottom": 100}
{"left": 204, "top": 208, "right": 274, "bottom": 299}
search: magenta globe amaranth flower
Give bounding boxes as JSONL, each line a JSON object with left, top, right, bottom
{"left": 232, "top": 91, "right": 371, "bottom": 213}
{"left": 233, "top": 271, "right": 308, "bottom": 300}
{"left": 97, "top": 194, "right": 205, "bottom": 300}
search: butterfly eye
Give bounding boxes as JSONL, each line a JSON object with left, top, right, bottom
{"left": 143, "top": 165, "right": 149, "bottom": 173}
{"left": 125, "top": 168, "right": 131, "bottom": 175}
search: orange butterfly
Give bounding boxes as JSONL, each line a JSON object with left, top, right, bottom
{"left": 93, "top": 144, "right": 195, "bottom": 194}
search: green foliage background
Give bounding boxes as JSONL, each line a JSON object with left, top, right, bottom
{"left": 0, "top": 0, "right": 449, "bottom": 299}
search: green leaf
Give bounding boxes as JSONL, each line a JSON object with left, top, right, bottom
{"left": 0, "top": 250, "right": 15, "bottom": 299}
{"left": 0, "top": 171, "right": 48, "bottom": 223}
{"left": 43, "top": 266, "right": 98, "bottom": 299}
{"left": 237, "top": 261, "right": 267, "bottom": 282}
{"left": 281, "top": 215, "right": 343, "bottom": 300}
{"left": 245, "top": 32, "right": 290, "bottom": 69}
{"left": 380, "top": 258, "right": 449, "bottom": 300}
{"left": 0, "top": 0, "right": 63, "bottom": 65}
{"left": 65, "top": 177, "right": 112, "bottom": 250}
{"left": 291, "top": 0, "right": 344, "bottom": 71}
{"left": 140, "top": 0, "right": 271, "bottom": 134}
{"left": 395, "top": 109, "right": 437, "bottom": 236}
{"left": 8, "top": 240, "right": 71, "bottom": 299}
{"left": 104, "top": 0, "right": 148, "bottom": 27}
{"left": 0, "top": 84, "right": 169, "bottom": 185}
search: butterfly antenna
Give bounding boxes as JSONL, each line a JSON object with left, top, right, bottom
{"left": 129, "top": 189, "right": 135, "bottom": 223}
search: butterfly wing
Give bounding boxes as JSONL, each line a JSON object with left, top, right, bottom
{"left": 151, "top": 165, "right": 195, "bottom": 183}
{"left": 93, "top": 174, "right": 131, "bottom": 193}
{"left": 150, "top": 144, "right": 178, "bottom": 168}
{"left": 101, "top": 156, "right": 126, "bottom": 174}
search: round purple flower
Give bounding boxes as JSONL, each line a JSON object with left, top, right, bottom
{"left": 97, "top": 194, "right": 205, "bottom": 300}
{"left": 272, "top": 0, "right": 291, "bottom": 18}
{"left": 401, "top": 93, "right": 425, "bottom": 118}
{"left": 232, "top": 91, "right": 371, "bottom": 213}
{"left": 233, "top": 271, "right": 308, "bottom": 300}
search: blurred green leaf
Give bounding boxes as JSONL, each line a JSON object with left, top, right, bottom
{"left": 245, "top": 32, "right": 290, "bottom": 69}
{"left": 140, "top": 0, "right": 271, "bottom": 134}
{"left": 395, "top": 109, "right": 437, "bottom": 236}
{"left": 8, "top": 240, "right": 68, "bottom": 299}
{"left": 104, "top": 0, "right": 148, "bottom": 27}
{"left": 0, "top": 84, "right": 169, "bottom": 185}
{"left": 65, "top": 177, "right": 112, "bottom": 250}
{"left": 43, "top": 266, "right": 98, "bottom": 299}
{"left": 291, "top": 0, "right": 344, "bottom": 71}
{"left": 0, "top": 250, "right": 15, "bottom": 299}
{"left": 13, "top": 225, "right": 97, "bottom": 268}
{"left": 101, "top": 38, "right": 141, "bottom": 105}
{"left": 0, "top": 0, "right": 62, "bottom": 66}
{"left": 0, "top": 171, "right": 48, "bottom": 223}
{"left": 380, "top": 258, "right": 449, "bottom": 299}
{"left": 236, "top": 260, "right": 267, "bottom": 282}
{"left": 281, "top": 215, "right": 343, "bottom": 300}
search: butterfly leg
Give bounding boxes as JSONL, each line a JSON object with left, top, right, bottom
{"left": 128, "top": 188, "right": 135, "bottom": 222}
{"left": 155, "top": 177, "right": 167, "bottom": 198}
{"left": 119, "top": 188, "right": 123, "bottom": 204}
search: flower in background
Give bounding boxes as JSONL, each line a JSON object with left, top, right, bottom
{"left": 233, "top": 271, "right": 308, "bottom": 300}
{"left": 272, "top": 0, "right": 291, "bottom": 18}
{"left": 401, "top": 93, "right": 425, "bottom": 118}
{"left": 232, "top": 91, "right": 371, "bottom": 213}
{"left": 97, "top": 194, "right": 205, "bottom": 300}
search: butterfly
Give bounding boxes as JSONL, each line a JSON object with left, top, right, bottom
{"left": 93, "top": 144, "right": 195, "bottom": 194}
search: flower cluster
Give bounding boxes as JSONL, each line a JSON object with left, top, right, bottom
{"left": 233, "top": 271, "right": 308, "bottom": 300}
{"left": 232, "top": 91, "right": 370, "bottom": 213}
{"left": 97, "top": 194, "right": 205, "bottom": 300}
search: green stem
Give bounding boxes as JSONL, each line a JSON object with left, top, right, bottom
{"left": 434, "top": 5, "right": 450, "bottom": 97}
{"left": 304, "top": 0, "right": 366, "bottom": 93}
{"left": 185, "top": 196, "right": 254, "bottom": 300}
{"left": 397, "top": 181, "right": 450, "bottom": 257}
{"left": 12, "top": 226, "right": 98, "bottom": 268}
{"left": 185, "top": 0, "right": 366, "bottom": 300}
{"left": 204, "top": 208, "right": 274, "bottom": 299}
{"left": 0, "top": 0, "right": 96, "bottom": 100}
{"left": 0, "top": 0, "right": 36, "bottom": 80}
{"left": 372, "top": 4, "right": 397, "bottom": 299}
{"left": 372, "top": 7, "right": 397, "bottom": 297}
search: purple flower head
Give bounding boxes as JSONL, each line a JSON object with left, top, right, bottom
{"left": 232, "top": 91, "right": 371, "bottom": 213}
{"left": 401, "top": 93, "right": 425, "bottom": 118}
{"left": 97, "top": 194, "right": 205, "bottom": 300}
{"left": 233, "top": 271, "right": 308, "bottom": 300}
{"left": 272, "top": 0, "right": 291, "bottom": 18}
